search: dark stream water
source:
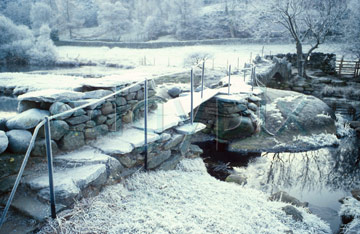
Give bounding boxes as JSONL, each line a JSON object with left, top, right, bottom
{"left": 195, "top": 130, "right": 359, "bottom": 233}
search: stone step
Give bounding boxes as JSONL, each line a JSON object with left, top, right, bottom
{"left": 11, "top": 194, "right": 66, "bottom": 221}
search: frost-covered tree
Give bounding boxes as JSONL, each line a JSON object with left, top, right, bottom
{"left": 2, "top": 0, "right": 32, "bottom": 26}
{"left": 0, "top": 14, "right": 34, "bottom": 63}
{"left": 97, "top": 1, "right": 131, "bottom": 41}
{"left": 343, "top": 0, "right": 360, "bottom": 58}
{"left": 55, "top": 0, "right": 85, "bottom": 39}
{"left": 28, "top": 24, "right": 58, "bottom": 65}
{"left": 267, "top": 0, "right": 347, "bottom": 77}
{"left": 30, "top": 2, "right": 53, "bottom": 35}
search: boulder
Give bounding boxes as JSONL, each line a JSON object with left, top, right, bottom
{"left": 269, "top": 191, "right": 308, "bottom": 207}
{"left": 129, "top": 84, "right": 141, "bottom": 93}
{"left": 38, "top": 120, "right": 69, "bottom": 141}
{"left": 6, "top": 130, "right": 32, "bottom": 154}
{"left": 225, "top": 174, "right": 247, "bottom": 185}
{"left": 229, "top": 88, "right": 337, "bottom": 153}
{"left": 148, "top": 150, "right": 172, "bottom": 169}
{"left": 115, "top": 97, "right": 127, "bottom": 106}
{"left": 59, "top": 131, "right": 85, "bottom": 151}
{"left": 168, "top": 87, "right": 181, "bottom": 98}
{"left": 6, "top": 109, "right": 49, "bottom": 130}
{"left": 0, "top": 131, "right": 9, "bottom": 154}
{"left": 49, "top": 102, "right": 72, "bottom": 119}
{"left": 282, "top": 205, "right": 303, "bottom": 222}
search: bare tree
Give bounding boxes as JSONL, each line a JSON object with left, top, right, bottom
{"left": 269, "top": 0, "right": 347, "bottom": 77}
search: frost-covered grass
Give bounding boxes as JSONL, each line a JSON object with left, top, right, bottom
{"left": 336, "top": 114, "right": 355, "bottom": 138}
{"left": 57, "top": 43, "right": 346, "bottom": 70}
{"left": 321, "top": 85, "right": 360, "bottom": 99}
{"left": 39, "top": 158, "right": 331, "bottom": 234}
{"left": 339, "top": 197, "right": 360, "bottom": 234}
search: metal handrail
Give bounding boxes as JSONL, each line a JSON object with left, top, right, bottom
{"left": 0, "top": 61, "right": 205, "bottom": 228}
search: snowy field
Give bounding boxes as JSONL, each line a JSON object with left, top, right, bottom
{"left": 57, "top": 43, "right": 347, "bottom": 70}
{"left": 39, "top": 158, "right": 330, "bottom": 234}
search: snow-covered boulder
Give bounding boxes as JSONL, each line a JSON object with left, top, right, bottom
{"left": 6, "top": 129, "right": 32, "bottom": 154}
{"left": 83, "top": 89, "right": 113, "bottom": 99}
{"left": 49, "top": 102, "right": 72, "bottom": 119}
{"left": 229, "top": 88, "right": 337, "bottom": 153}
{"left": 0, "top": 131, "right": 8, "bottom": 154}
{"left": 18, "top": 89, "right": 84, "bottom": 103}
{"left": 168, "top": 87, "right": 181, "bottom": 98}
{"left": 6, "top": 108, "right": 49, "bottom": 130}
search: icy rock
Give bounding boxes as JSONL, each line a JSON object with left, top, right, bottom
{"left": 18, "top": 89, "right": 84, "bottom": 103}
{"left": 269, "top": 191, "right": 308, "bottom": 208}
{"left": 73, "top": 108, "right": 86, "bottom": 117}
{"left": 225, "top": 174, "right": 247, "bottom": 185}
{"left": 38, "top": 120, "right": 69, "bottom": 141}
{"left": 115, "top": 97, "right": 127, "bottom": 106}
{"left": 176, "top": 123, "right": 206, "bottom": 135}
{"left": 168, "top": 87, "right": 181, "bottom": 98}
{"left": 160, "top": 133, "right": 171, "bottom": 142}
{"left": 6, "top": 108, "right": 49, "bottom": 130}
{"left": 68, "top": 99, "right": 105, "bottom": 110}
{"left": 84, "top": 89, "right": 113, "bottom": 99}
{"left": 247, "top": 102, "right": 258, "bottom": 112}
{"left": 282, "top": 205, "right": 303, "bottom": 222}
{"left": 0, "top": 131, "right": 8, "bottom": 154}
{"left": 32, "top": 139, "right": 59, "bottom": 157}
{"left": 164, "top": 134, "right": 184, "bottom": 150}
{"left": 101, "top": 102, "right": 115, "bottom": 115}
{"left": 59, "top": 131, "right": 85, "bottom": 151}
{"left": 66, "top": 115, "right": 90, "bottom": 125}
{"left": 84, "top": 124, "right": 108, "bottom": 140}
{"left": 49, "top": 102, "right": 72, "bottom": 119}
{"left": 6, "top": 130, "right": 32, "bottom": 154}
{"left": 129, "top": 84, "right": 141, "bottom": 93}
{"left": 93, "top": 135, "right": 134, "bottom": 155}
{"left": 189, "top": 144, "right": 203, "bottom": 154}
{"left": 148, "top": 150, "right": 171, "bottom": 169}
{"left": 157, "top": 154, "right": 183, "bottom": 171}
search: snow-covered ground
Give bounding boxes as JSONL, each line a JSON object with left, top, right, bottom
{"left": 57, "top": 43, "right": 347, "bottom": 70}
{"left": 39, "top": 158, "right": 331, "bottom": 234}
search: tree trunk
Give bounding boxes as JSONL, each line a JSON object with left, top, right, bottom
{"left": 296, "top": 41, "right": 305, "bottom": 77}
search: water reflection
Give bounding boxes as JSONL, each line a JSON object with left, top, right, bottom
{"left": 236, "top": 134, "right": 359, "bottom": 195}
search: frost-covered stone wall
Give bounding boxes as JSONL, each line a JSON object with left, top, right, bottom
{"left": 0, "top": 81, "right": 157, "bottom": 157}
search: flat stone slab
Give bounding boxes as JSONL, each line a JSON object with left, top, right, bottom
{"left": 215, "top": 94, "right": 249, "bottom": 104}
{"left": 26, "top": 164, "right": 106, "bottom": 191}
{"left": 114, "top": 128, "right": 160, "bottom": 148}
{"left": 18, "top": 89, "right": 85, "bottom": 103}
{"left": 92, "top": 134, "right": 134, "bottom": 155}
{"left": 176, "top": 122, "right": 206, "bottom": 135}
{"left": 54, "top": 146, "right": 113, "bottom": 166}
{"left": 11, "top": 194, "right": 65, "bottom": 221}
{"left": 133, "top": 113, "right": 181, "bottom": 133}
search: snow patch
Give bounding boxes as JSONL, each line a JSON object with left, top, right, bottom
{"left": 40, "top": 158, "right": 331, "bottom": 234}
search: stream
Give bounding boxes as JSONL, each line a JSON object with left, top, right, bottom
{"left": 195, "top": 124, "right": 359, "bottom": 233}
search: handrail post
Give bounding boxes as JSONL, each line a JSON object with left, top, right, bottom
{"left": 44, "top": 117, "right": 56, "bottom": 219}
{"left": 228, "top": 65, "right": 231, "bottom": 95}
{"left": 201, "top": 60, "right": 205, "bottom": 99}
{"left": 144, "top": 79, "right": 148, "bottom": 170}
{"left": 190, "top": 69, "right": 194, "bottom": 125}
